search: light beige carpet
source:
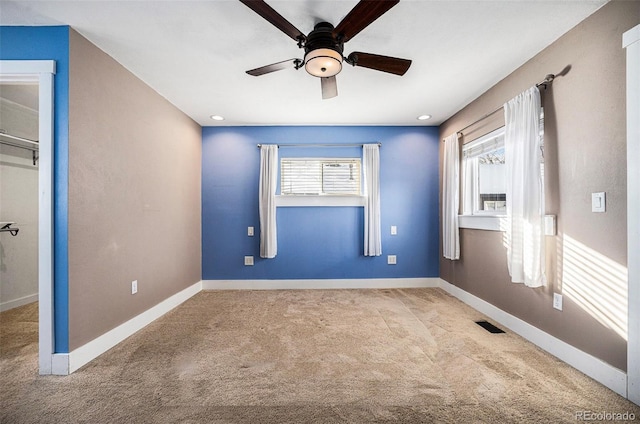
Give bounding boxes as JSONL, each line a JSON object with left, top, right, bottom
{"left": 1, "top": 288, "right": 639, "bottom": 423}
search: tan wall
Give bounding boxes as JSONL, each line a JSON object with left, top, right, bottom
{"left": 68, "top": 30, "right": 202, "bottom": 350}
{"left": 439, "top": 0, "right": 639, "bottom": 371}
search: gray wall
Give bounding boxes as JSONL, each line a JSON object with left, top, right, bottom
{"left": 68, "top": 30, "right": 202, "bottom": 350}
{"left": 0, "top": 93, "right": 38, "bottom": 310}
{"left": 439, "top": 0, "right": 639, "bottom": 371}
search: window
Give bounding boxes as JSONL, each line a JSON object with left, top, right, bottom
{"left": 460, "top": 109, "right": 544, "bottom": 231}
{"left": 280, "top": 158, "right": 361, "bottom": 196}
{"left": 462, "top": 127, "right": 506, "bottom": 216}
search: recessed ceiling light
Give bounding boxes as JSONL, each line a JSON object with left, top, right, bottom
{"left": 417, "top": 114, "right": 432, "bottom": 121}
{"left": 210, "top": 115, "right": 225, "bottom": 121}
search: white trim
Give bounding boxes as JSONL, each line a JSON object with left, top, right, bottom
{"left": 51, "top": 353, "right": 69, "bottom": 375}
{"left": 0, "top": 60, "right": 56, "bottom": 375}
{"left": 623, "top": 24, "right": 640, "bottom": 49}
{"left": 0, "top": 61, "right": 55, "bottom": 75}
{"left": 458, "top": 215, "right": 506, "bottom": 231}
{"left": 202, "top": 278, "right": 440, "bottom": 291}
{"left": 276, "top": 195, "right": 366, "bottom": 207}
{"left": 439, "top": 279, "right": 628, "bottom": 397}
{"left": 51, "top": 281, "right": 202, "bottom": 375}
{"left": 0, "top": 293, "right": 38, "bottom": 312}
{"left": 38, "top": 70, "right": 55, "bottom": 376}
{"left": 459, "top": 215, "right": 557, "bottom": 235}
{"left": 624, "top": 23, "right": 640, "bottom": 405}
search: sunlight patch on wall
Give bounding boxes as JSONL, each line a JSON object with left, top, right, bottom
{"left": 562, "top": 234, "right": 628, "bottom": 340}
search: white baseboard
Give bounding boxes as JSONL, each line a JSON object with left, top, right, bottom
{"left": 202, "top": 278, "right": 441, "bottom": 291}
{"left": 51, "top": 281, "right": 202, "bottom": 375}
{"left": 439, "top": 279, "right": 628, "bottom": 397}
{"left": 47, "top": 276, "right": 629, "bottom": 398}
{"left": 51, "top": 353, "right": 69, "bottom": 375}
{"left": 0, "top": 293, "right": 38, "bottom": 312}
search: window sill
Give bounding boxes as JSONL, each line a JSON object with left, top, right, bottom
{"left": 458, "top": 214, "right": 506, "bottom": 231}
{"left": 276, "top": 195, "right": 366, "bottom": 207}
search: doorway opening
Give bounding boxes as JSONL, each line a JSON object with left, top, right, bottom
{"left": 0, "top": 61, "right": 55, "bottom": 374}
{"left": 0, "top": 82, "right": 40, "bottom": 360}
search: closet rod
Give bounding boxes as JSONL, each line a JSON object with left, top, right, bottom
{"left": 0, "top": 139, "right": 39, "bottom": 152}
{"left": 0, "top": 223, "right": 19, "bottom": 237}
{"left": 257, "top": 142, "right": 381, "bottom": 148}
{"left": 0, "top": 228, "right": 20, "bottom": 236}
{"left": 0, "top": 132, "right": 40, "bottom": 165}
{"left": 0, "top": 131, "right": 39, "bottom": 147}
{"left": 449, "top": 73, "right": 555, "bottom": 141}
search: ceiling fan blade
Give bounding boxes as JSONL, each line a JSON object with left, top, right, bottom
{"left": 321, "top": 76, "right": 338, "bottom": 99}
{"left": 239, "top": 0, "right": 306, "bottom": 42}
{"left": 246, "top": 59, "right": 300, "bottom": 76}
{"left": 347, "top": 51, "right": 411, "bottom": 76}
{"left": 333, "top": 0, "right": 399, "bottom": 43}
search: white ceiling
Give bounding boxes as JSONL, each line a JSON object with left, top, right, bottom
{"left": 0, "top": 0, "right": 607, "bottom": 126}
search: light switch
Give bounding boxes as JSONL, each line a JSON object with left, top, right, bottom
{"left": 248, "top": 226, "right": 254, "bottom": 236}
{"left": 391, "top": 225, "right": 397, "bottom": 235}
{"left": 544, "top": 215, "right": 556, "bottom": 236}
{"left": 592, "top": 192, "right": 606, "bottom": 213}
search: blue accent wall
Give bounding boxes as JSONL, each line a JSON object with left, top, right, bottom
{"left": 0, "top": 26, "right": 70, "bottom": 352}
{"left": 202, "top": 126, "right": 440, "bottom": 280}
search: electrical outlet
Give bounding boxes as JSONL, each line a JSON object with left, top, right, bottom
{"left": 244, "top": 256, "right": 254, "bottom": 266}
{"left": 391, "top": 225, "right": 397, "bottom": 235}
{"left": 248, "top": 226, "right": 254, "bottom": 236}
{"left": 131, "top": 280, "right": 138, "bottom": 295}
{"left": 553, "top": 293, "right": 563, "bottom": 311}
{"left": 387, "top": 255, "right": 397, "bottom": 265}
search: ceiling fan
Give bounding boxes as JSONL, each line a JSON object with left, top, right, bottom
{"left": 240, "top": 0, "right": 412, "bottom": 99}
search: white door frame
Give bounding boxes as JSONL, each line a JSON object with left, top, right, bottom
{"left": 624, "top": 24, "right": 640, "bottom": 405}
{"left": 0, "top": 60, "right": 56, "bottom": 374}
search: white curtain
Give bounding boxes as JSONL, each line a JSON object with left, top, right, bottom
{"left": 442, "top": 133, "right": 460, "bottom": 260}
{"left": 504, "top": 86, "right": 546, "bottom": 287}
{"left": 363, "top": 144, "right": 381, "bottom": 256}
{"left": 259, "top": 145, "right": 278, "bottom": 258}
{"left": 461, "top": 153, "right": 476, "bottom": 216}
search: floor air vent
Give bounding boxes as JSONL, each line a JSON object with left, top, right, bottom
{"left": 475, "top": 320, "right": 506, "bottom": 334}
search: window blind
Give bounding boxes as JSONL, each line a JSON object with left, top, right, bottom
{"left": 463, "top": 109, "right": 544, "bottom": 160}
{"left": 281, "top": 158, "right": 361, "bottom": 195}
{"left": 463, "top": 129, "right": 505, "bottom": 159}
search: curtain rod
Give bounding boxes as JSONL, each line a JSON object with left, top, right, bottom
{"left": 257, "top": 142, "right": 381, "bottom": 148}
{"left": 446, "top": 74, "right": 555, "bottom": 141}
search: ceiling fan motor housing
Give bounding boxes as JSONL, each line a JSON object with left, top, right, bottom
{"left": 304, "top": 22, "right": 344, "bottom": 77}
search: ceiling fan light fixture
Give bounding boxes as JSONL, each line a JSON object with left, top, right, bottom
{"left": 304, "top": 48, "right": 343, "bottom": 78}
{"left": 240, "top": 4, "right": 411, "bottom": 98}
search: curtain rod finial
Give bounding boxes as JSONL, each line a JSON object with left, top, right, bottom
{"left": 537, "top": 74, "right": 555, "bottom": 89}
